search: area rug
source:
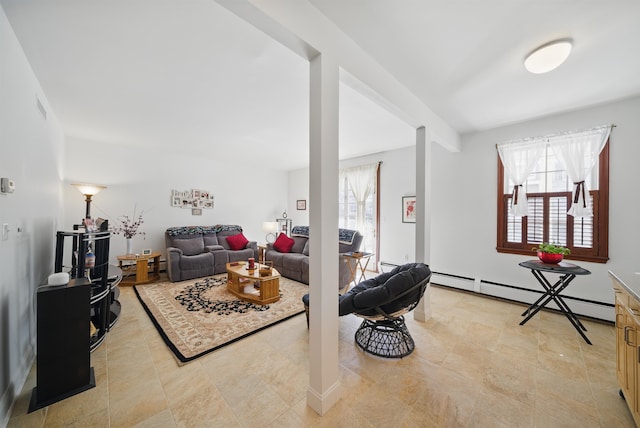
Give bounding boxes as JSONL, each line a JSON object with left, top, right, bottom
{"left": 134, "top": 274, "right": 308, "bottom": 362}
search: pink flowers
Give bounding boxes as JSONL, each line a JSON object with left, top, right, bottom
{"left": 112, "top": 213, "right": 145, "bottom": 239}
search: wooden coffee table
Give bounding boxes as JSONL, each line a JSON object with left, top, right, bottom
{"left": 226, "top": 262, "right": 281, "bottom": 305}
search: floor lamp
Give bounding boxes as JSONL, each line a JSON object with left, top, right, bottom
{"left": 71, "top": 183, "right": 106, "bottom": 220}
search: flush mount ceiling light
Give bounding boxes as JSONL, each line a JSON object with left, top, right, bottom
{"left": 524, "top": 39, "right": 573, "bottom": 74}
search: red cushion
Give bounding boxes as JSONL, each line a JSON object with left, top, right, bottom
{"left": 226, "top": 232, "right": 249, "bottom": 251}
{"left": 273, "top": 233, "right": 295, "bottom": 253}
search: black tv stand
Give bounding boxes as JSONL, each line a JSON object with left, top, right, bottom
{"left": 28, "top": 229, "right": 122, "bottom": 412}
{"left": 28, "top": 277, "right": 96, "bottom": 412}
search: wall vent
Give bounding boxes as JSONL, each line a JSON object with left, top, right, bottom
{"left": 36, "top": 96, "right": 47, "bottom": 120}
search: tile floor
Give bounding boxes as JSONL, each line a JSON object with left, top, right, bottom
{"left": 7, "top": 283, "right": 635, "bottom": 427}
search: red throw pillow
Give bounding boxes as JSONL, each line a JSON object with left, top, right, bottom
{"left": 226, "top": 233, "right": 249, "bottom": 251}
{"left": 273, "top": 233, "right": 294, "bottom": 253}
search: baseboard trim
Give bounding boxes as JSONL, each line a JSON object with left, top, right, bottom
{"left": 431, "top": 271, "right": 614, "bottom": 323}
{"left": 306, "top": 381, "right": 342, "bottom": 416}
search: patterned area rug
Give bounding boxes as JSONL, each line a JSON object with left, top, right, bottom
{"left": 134, "top": 274, "right": 308, "bottom": 362}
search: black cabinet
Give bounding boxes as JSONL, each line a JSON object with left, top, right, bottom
{"left": 29, "top": 229, "right": 122, "bottom": 411}
{"left": 28, "top": 278, "right": 96, "bottom": 412}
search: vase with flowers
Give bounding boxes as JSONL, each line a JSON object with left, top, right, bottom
{"left": 112, "top": 210, "right": 145, "bottom": 254}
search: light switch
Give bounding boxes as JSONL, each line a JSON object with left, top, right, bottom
{"left": 2, "top": 224, "right": 8, "bottom": 241}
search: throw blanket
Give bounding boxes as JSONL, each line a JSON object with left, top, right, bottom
{"left": 166, "top": 225, "right": 243, "bottom": 236}
{"left": 291, "top": 225, "right": 356, "bottom": 245}
{"left": 291, "top": 226, "right": 309, "bottom": 237}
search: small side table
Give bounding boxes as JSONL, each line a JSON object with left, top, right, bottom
{"left": 257, "top": 244, "right": 268, "bottom": 264}
{"left": 343, "top": 252, "right": 374, "bottom": 287}
{"left": 117, "top": 252, "right": 161, "bottom": 286}
{"left": 519, "top": 259, "right": 592, "bottom": 344}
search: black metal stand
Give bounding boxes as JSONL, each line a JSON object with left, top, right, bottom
{"left": 519, "top": 260, "right": 592, "bottom": 345}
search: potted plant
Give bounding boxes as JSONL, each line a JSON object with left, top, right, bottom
{"left": 533, "top": 242, "right": 570, "bottom": 264}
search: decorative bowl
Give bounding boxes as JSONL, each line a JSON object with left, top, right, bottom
{"left": 537, "top": 251, "right": 563, "bottom": 264}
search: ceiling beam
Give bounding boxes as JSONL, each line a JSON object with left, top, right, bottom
{"left": 216, "top": 0, "right": 460, "bottom": 152}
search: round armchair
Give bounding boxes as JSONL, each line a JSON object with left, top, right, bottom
{"left": 303, "top": 262, "right": 431, "bottom": 358}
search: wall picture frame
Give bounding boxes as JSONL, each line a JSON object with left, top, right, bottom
{"left": 296, "top": 199, "right": 306, "bottom": 210}
{"left": 142, "top": 248, "right": 152, "bottom": 255}
{"left": 402, "top": 196, "right": 416, "bottom": 223}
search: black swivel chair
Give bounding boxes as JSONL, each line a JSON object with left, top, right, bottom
{"left": 303, "top": 262, "right": 431, "bottom": 358}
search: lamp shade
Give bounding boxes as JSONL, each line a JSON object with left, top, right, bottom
{"left": 263, "top": 221, "right": 278, "bottom": 244}
{"left": 524, "top": 39, "right": 572, "bottom": 74}
{"left": 262, "top": 222, "right": 278, "bottom": 233}
{"left": 71, "top": 183, "right": 106, "bottom": 196}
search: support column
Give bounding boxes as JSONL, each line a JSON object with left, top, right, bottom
{"left": 414, "top": 126, "right": 432, "bottom": 321}
{"left": 307, "top": 53, "right": 341, "bottom": 415}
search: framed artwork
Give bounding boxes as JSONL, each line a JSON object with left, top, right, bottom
{"left": 142, "top": 249, "right": 152, "bottom": 255}
{"left": 171, "top": 188, "right": 214, "bottom": 209}
{"left": 192, "top": 208, "right": 202, "bottom": 216}
{"left": 402, "top": 196, "right": 416, "bottom": 223}
{"left": 296, "top": 199, "right": 306, "bottom": 210}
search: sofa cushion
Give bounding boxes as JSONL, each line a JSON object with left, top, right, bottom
{"left": 203, "top": 234, "right": 219, "bottom": 246}
{"left": 282, "top": 253, "right": 307, "bottom": 271}
{"left": 228, "top": 248, "right": 255, "bottom": 262}
{"left": 172, "top": 236, "right": 205, "bottom": 256}
{"left": 302, "top": 241, "right": 310, "bottom": 256}
{"left": 291, "top": 236, "right": 307, "bottom": 254}
{"left": 273, "top": 233, "right": 295, "bottom": 253}
{"left": 226, "top": 232, "right": 249, "bottom": 250}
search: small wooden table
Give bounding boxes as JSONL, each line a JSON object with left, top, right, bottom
{"left": 117, "top": 252, "right": 161, "bottom": 286}
{"left": 343, "top": 251, "right": 375, "bottom": 287}
{"left": 257, "top": 244, "right": 268, "bottom": 263}
{"left": 226, "top": 262, "right": 280, "bottom": 305}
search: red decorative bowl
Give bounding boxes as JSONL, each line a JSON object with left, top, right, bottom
{"left": 537, "top": 251, "right": 563, "bottom": 264}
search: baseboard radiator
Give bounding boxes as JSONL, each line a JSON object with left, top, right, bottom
{"left": 431, "top": 271, "right": 614, "bottom": 323}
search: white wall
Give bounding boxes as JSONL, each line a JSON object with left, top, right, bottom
{"left": 0, "top": 7, "right": 65, "bottom": 425}
{"left": 287, "top": 145, "right": 419, "bottom": 266}
{"left": 431, "top": 96, "right": 640, "bottom": 321}
{"left": 63, "top": 137, "right": 290, "bottom": 259}
{"left": 289, "top": 96, "right": 640, "bottom": 322}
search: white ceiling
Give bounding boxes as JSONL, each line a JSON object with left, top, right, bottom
{"left": 2, "top": 0, "right": 639, "bottom": 170}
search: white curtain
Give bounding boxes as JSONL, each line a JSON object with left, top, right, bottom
{"left": 497, "top": 140, "right": 545, "bottom": 217}
{"left": 342, "top": 163, "right": 378, "bottom": 233}
{"left": 549, "top": 125, "right": 611, "bottom": 217}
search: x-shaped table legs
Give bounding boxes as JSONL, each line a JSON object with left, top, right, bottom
{"left": 520, "top": 270, "right": 592, "bottom": 345}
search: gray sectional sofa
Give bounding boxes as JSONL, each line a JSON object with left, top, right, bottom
{"left": 165, "top": 225, "right": 258, "bottom": 282}
{"left": 264, "top": 226, "right": 363, "bottom": 290}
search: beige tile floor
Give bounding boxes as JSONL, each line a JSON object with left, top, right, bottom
{"left": 7, "top": 283, "right": 635, "bottom": 427}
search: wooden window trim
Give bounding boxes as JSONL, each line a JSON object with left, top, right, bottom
{"left": 496, "top": 140, "right": 609, "bottom": 263}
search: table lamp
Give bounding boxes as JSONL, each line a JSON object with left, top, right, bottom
{"left": 263, "top": 221, "right": 278, "bottom": 244}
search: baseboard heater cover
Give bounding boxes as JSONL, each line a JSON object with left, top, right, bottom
{"left": 431, "top": 271, "right": 613, "bottom": 323}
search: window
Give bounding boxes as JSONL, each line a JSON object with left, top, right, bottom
{"left": 497, "top": 140, "right": 609, "bottom": 263}
{"left": 339, "top": 163, "right": 380, "bottom": 258}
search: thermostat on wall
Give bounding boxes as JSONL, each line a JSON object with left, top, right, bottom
{"left": 1, "top": 178, "right": 15, "bottom": 194}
